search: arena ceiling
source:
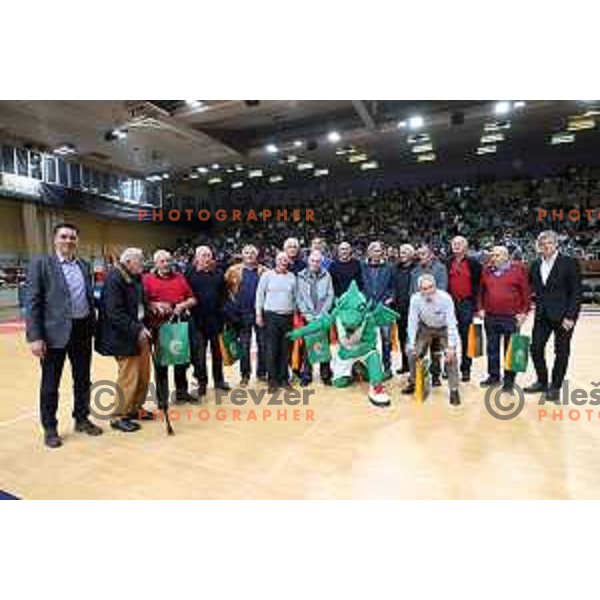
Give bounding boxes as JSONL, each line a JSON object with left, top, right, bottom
{"left": 0, "top": 100, "right": 598, "bottom": 187}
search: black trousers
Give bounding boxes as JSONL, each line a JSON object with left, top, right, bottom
{"left": 239, "top": 317, "right": 266, "bottom": 379}
{"left": 454, "top": 298, "right": 475, "bottom": 375}
{"left": 264, "top": 311, "right": 293, "bottom": 387}
{"left": 191, "top": 325, "right": 224, "bottom": 386}
{"left": 154, "top": 362, "right": 189, "bottom": 406}
{"left": 39, "top": 317, "right": 93, "bottom": 432}
{"left": 531, "top": 315, "right": 574, "bottom": 389}
{"left": 397, "top": 313, "right": 409, "bottom": 370}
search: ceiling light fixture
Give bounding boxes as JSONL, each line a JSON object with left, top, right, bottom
{"left": 476, "top": 145, "right": 497, "bottom": 155}
{"left": 408, "top": 116, "right": 424, "bottom": 130}
{"left": 266, "top": 143, "right": 278, "bottom": 154}
{"left": 360, "top": 161, "right": 378, "bottom": 170}
{"left": 269, "top": 175, "right": 284, "bottom": 183}
{"left": 248, "top": 169, "right": 263, "bottom": 178}
{"left": 327, "top": 131, "right": 341, "bottom": 143}
{"left": 412, "top": 143, "right": 434, "bottom": 154}
{"left": 417, "top": 152, "right": 436, "bottom": 162}
{"left": 480, "top": 133, "right": 505, "bottom": 144}
{"left": 197, "top": 166, "right": 209, "bottom": 174}
{"left": 494, "top": 101, "right": 511, "bottom": 115}
{"left": 348, "top": 153, "right": 368, "bottom": 163}
{"left": 297, "top": 162, "right": 314, "bottom": 171}
{"left": 550, "top": 132, "right": 576, "bottom": 145}
{"left": 231, "top": 181, "right": 244, "bottom": 189}
{"left": 208, "top": 176, "right": 222, "bottom": 185}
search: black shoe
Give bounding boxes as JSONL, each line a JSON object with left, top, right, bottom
{"left": 175, "top": 391, "right": 194, "bottom": 403}
{"left": 126, "top": 409, "right": 155, "bottom": 421}
{"left": 215, "top": 381, "right": 231, "bottom": 391}
{"left": 431, "top": 376, "right": 442, "bottom": 387}
{"left": 282, "top": 382, "right": 295, "bottom": 391}
{"left": 44, "top": 430, "right": 63, "bottom": 449}
{"left": 442, "top": 371, "right": 449, "bottom": 380}
{"left": 300, "top": 378, "right": 312, "bottom": 387}
{"left": 402, "top": 383, "right": 415, "bottom": 395}
{"left": 75, "top": 419, "right": 103, "bottom": 436}
{"left": 502, "top": 380, "right": 515, "bottom": 391}
{"left": 189, "top": 384, "right": 207, "bottom": 404}
{"left": 110, "top": 418, "right": 141, "bottom": 433}
{"left": 240, "top": 376, "right": 250, "bottom": 387}
{"left": 524, "top": 381, "right": 547, "bottom": 394}
{"left": 257, "top": 374, "right": 268, "bottom": 383}
{"left": 322, "top": 379, "right": 332, "bottom": 387}
{"left": 449, "top": 389, "right": 461, "bottom": 406}
{"left": 267, "top": 385, "right": 279, "bottom": 394}
{"left": 480, "top": 377, "right": 500, "bottom": 388}
{"left": 461, "top": 372, "right": 471, "bottom": 383}
{"left": 545, "top": 388, "right": 561, "bottom": 402}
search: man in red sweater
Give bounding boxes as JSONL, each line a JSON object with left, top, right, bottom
{"left": 143, "top": 250, "right": 197, "bottom": 407}
{"left": 478, "top": 246, "right": 530, "bottom": 390}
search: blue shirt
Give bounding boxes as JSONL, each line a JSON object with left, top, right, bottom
{"left": 57, "top": 253, "right": 90, "bottom": 319}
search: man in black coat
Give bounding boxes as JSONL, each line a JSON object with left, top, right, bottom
{"left": 186, "top": 245, "right": 231, "bottom": 399}
{"left": 96, "top": 248, "right": 152, "bottom": 432}
{"left": 26, "top": 223, "right": 102, "bottom": 448}
{"left": 524, "top": 230, "right": 582, "bottom": 401}
{"left": 394, "top": 244, "right": 417, "bottom": 374}
{"left": 329, "top": 241, "right": 362, "bottom": 297}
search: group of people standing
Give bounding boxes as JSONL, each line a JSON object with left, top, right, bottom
{"left": 25, "top": 224, "right": 582, "bottom": 448}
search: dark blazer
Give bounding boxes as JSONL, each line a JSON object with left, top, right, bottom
{"left": 445, "top": 255, "right": 482, "bottom": 300}
{"left": 25, "top": 254, "right": 94, "bottom": 348}
{"left": 95, "top": 264, "right": 144, "bottom": 357}
{"left": 394, "top": 261, "right": 416, "bottom": 314}
{"left": 529, "top": 254, "right": 582, "bottom": 323}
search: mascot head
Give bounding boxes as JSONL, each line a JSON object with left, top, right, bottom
{"left": 334, "top": 280, "right": 370, "bottom": 332}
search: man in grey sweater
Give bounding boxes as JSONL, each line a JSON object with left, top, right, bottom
{"left": 296, "top": 250, "right": 334, "bottom": 386}
{"left": 402, "top": 274, "right": 461, "bottom": 405}
{"left": 256, "top": 252, "right": 297, "bottom": 392}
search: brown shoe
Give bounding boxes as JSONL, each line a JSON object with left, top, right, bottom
{"left": 74, "top": 419, "right": 103, "bottom": 436}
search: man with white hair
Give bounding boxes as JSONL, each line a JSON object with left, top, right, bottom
{"left": 402, "top": 274, "right": 461, "bottom": 405}
{"left": 446, "top": 236, "right": 482, "bottom": 382}
{"left": 477, "top": 245, "right": 530, "bottom": 390}
{"left": 96, "top": 247, "right": 152, "bottom": 432}
{"left": 143, "top": 249, "right": 197, "bottom": 405}
{"left": 186, "top": 245, "right": 230, "bottom": 399}
{"left": 296, "top": 249, "right": 334, "bottom": 386}
{"left": 283, "top": 237, "right": 306, "bottom": 275}
{"left": 524, "top": 230, "right": 582, "bottom": 401}
{"left": 256, "top": 251, "right": 297, "bottom": 392}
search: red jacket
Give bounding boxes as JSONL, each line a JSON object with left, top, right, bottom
{"left": 478, "top": 262, "right": 530, "bottom": 316}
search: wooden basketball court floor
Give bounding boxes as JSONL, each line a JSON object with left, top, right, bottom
{"left": 1, "top": 314, "right": 600, "bottom": 500}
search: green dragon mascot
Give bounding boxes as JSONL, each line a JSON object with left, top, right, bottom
{"left": 287, "top": 280, "right": 398, "bottom": 407}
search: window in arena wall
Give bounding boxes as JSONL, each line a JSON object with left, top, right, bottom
{"left": 1, "top": 145, "right": 16, "bottom": 174}
{"left": 30, "top": 152, "right": 42, "bottom": 180}
{"left": 44, "top": 156, "right": 57, "bottom": 183}
{"left": 16, "top": 148, "right": 28, "bottom": 176}
{"left": 69, "top": 163, "right": 81, "bottom": 188}
{"left": 57, "top": 158, "right": 69, "bottom": 186}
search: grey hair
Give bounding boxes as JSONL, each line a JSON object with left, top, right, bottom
{"left": 400, "top": 243, "right": 416, "bottom": 255}
{"left": 120, "top": 247, "right": 144, "bottom": 264}
{"left": 283, "top": 237, "right": 299, "bottom": 249}
{"left": 417, "top": 273, "right": 436, "bottom": 289}
{"left": 537, "top": 230, "right": 559, "bottom": 244}
{"left": 153, "top": 249, "right": 171, "bottom": 262}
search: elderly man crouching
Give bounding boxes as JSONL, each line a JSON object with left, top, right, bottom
{"left": 96, "top": 248, "right": 152, "bottom": 432}
{"left": 402, "top": 274, "right": 461, "bottom": 406}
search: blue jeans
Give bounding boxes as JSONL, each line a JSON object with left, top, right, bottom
{"left": 484, "top": 315, "right": 517, "bottom": 383}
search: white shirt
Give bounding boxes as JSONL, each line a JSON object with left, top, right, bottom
{"left": 540, "top": 251, "right": 558, "bottom": 285}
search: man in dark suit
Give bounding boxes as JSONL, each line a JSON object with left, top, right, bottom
{"left": 26, "top": 223, "right": 103, "bottom": 448}
{"left": 524, "top": 230, "right": 582, "bottom": 401}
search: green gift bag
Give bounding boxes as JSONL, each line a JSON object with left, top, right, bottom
{"left": 306, "top": 331, "right": 331, "bottom": 364}
{"left": 156, "top": 321, "right": 190, "bottom": 366}
{"left": 505, "top": 333, "right": 530, "bottom": 373}
{"left": 219, "top": 326, "right": 243, "bottom": 366}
